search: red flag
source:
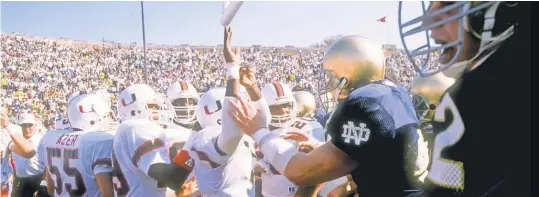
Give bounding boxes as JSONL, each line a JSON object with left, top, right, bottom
{"left": 377, "top": 16, "right": 387, "bottom": 23}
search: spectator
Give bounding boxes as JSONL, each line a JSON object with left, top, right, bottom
{"left": 1, "top": 34, "right": 439, "bottom": 126}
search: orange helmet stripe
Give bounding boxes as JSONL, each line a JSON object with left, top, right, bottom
{"left": 272, "top": 82, "right": 284, "bottom": 97}
{"left": 180, "top": 81, "right": 188, "bottom": 91}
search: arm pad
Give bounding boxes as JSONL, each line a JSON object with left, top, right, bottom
{"left": 255, "top": 128, "right": 298, "bottom": 174}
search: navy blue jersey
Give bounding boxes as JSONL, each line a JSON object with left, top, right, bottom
{"left": 421, "top": 4, "right": 530, "bottom": 196}
{"left": 327, "top": 80, "right": 426, "bottom": 197}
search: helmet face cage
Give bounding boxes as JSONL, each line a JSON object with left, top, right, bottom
{"left": 409, "top": 92, "right": 430, "bottom": 122}
{"left": 317, "top": 90, "right": 337, "bottom": 114}
{"left": 117, "top": 88, "right": 173, "bottom": 124}
{"left": 170, "top": 94, "right": 198, "bottom": 125}
{"left": 398, "top": 1, "right": 498, "bottom": 77}
{"left": 147, "top": 95, "right": 175, "bottom": 125}
{"left": 317, "top": 68, "right": 345, "bottom": 114}
{"left": 269, "top": 99, "right": 297, "bottom": 128}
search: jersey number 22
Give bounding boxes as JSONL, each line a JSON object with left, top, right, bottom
{"left": 427, "top": 94, "right": 465, "bottom": 191}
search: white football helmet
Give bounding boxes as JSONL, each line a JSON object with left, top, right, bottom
{"left": 293, "top": 91, "right": 316, "bottom": 118}
{"left": 262, "top": 82, "right": 297, "bottom": 128}
{"left": 94, "top": 89, "right": 119, "bottom": 130}
{"left": 67, "top": 93, "right": 112, "bottom": 131}
{"left": 166, "top": 81, "right": 199, "bottom": 125}
{"left": 55, "top": 116, "right": 70, "bottom": 130}
{"left": 67, "top": 90, "right": 89, "bottom": 104}
{"left": 94, "top": 89, "right": 112, "bottom": 105}
{"left": 117, "top": 84, "right": 174, "bottom": 124}
{"left": 195, "top": 87, "right": 226, "bottom": 129}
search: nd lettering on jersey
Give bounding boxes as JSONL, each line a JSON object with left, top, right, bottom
{"left": 341, "top": 121, "right": 371, "bottom": 146}
{"left": 427, "top": 94, "right": 465, "bottom": 190}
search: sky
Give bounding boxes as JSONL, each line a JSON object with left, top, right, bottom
{"left": 1, "top": 1, "right": 430, "bottom": 49}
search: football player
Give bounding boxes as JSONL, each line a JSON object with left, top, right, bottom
{"left": 163, "top": 93, "right": 197, "bottom": 197}
{"left": 113, "top": 84, "right": 193, "bottom": 197}
{"left": 0, "top": 106, "right": 13, "bottom": 197}
{"left": 36, "top": 93, "right": 115, "bottom": 197}
{"left": 398, "top": 1, "right": 530, "bottom": 196}
{"left": 183, "top": 26, "right": 270, "bottom": 197}
{"left": 187, "top": 87, "right": 254, "bottom": 196}
{"left": 230, "top": 36, "right": 429, "bottom": 196}
{"left": 166, "top": 81, "right": 199, "bottom": 130}
{"left": 255, "top": 82, "right": 323, "bottom": 197}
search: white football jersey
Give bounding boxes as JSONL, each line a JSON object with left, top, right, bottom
{"left": 188, "top": 125, "right": 255, "bottom": 197}
{"left": 36, "top": 129, "right": 114, "bottom": 197}
{"left": 289, "top": 117, "right": 325, "bottom": 142}
{"left": 163, "top": 125, "right": 195, "bottom": 197}
{"left": 259, "top": 127, "right": 321, "bottom": 197}
{"left": 112, "top": 119, "right": 171, "bottom": 197}
{"left": 0, "top": 128, "right": 12, "bottom": 187}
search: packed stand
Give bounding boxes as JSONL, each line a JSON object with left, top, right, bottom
{"left": 1, "top": 34, "right": 439, "bottom": 128}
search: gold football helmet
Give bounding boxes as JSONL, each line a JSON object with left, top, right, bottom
{"left": 409, "top": 73, "right": 455, "bottom": 122}
{"left": 319, "top": 36, "right": 386, "bottom": 102}
{"left": 293, "top": 91, "right": 316, "bottom": 118}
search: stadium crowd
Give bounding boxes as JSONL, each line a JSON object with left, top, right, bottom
{"left": 0, "top": 34, "right": 439, "bottom": 129}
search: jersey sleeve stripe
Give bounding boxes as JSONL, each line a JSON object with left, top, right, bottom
{"left": 214, "top": 136, "right": 228, "bottom": 156}
{"left": 131, "top": 138, "right": 166, "bottom": 167}
{"left": 92, "top": 158, "right": 112, "bottom": 171}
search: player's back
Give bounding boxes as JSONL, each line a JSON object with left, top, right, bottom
{"left": 112, "top": 119, "right": 170, "bottom": 197}
{"left": 424, "top": 31, "right": 531, "bottom": 196}
{"left": 327, "top": 81, "right": 423, "bottom": 196}
{"left": 188, "top": 125, "right": 254, "bottom": 197}
{"left": 38, "top": 129, "right": 114, "bottom": 197}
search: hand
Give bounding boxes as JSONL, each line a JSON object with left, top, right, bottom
{"left": 239, "top": 66, "right": 256, "bottom": 88}
{"left": 229, "top": 96, "right": 267, "bottom": 137}
{"left": 327, "top": 184, "right": 349, "bottom": 197}
{"left": 223, "top": 27, "right": 240, "bottom": 63}
{"left": 282, "top": 131, "right": 322, "bottom": 153}
{"left": 177, "top": 178, "right": 198, "bottom": 197}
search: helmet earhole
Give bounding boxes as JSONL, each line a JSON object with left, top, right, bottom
{"left": 90, "top": 120, "right": 95, "bottom": 125}
{"left": 131, "top": 110, "right": 136, "bottom": 116}
{"left": 429, "top": 104, "right": 437, "bottom": 110}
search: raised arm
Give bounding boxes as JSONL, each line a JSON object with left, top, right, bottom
{"left": 217, "top": 26, "right": 246, "bottom": 154}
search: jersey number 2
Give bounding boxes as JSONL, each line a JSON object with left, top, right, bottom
{"left": 427, "top": 94, "right": 465, "bottom": 190}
